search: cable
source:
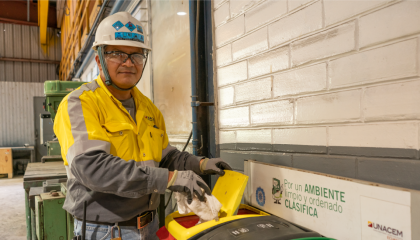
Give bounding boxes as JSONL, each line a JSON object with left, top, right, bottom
{"left": 82, "top": 201, "right": 87, "bottom": 240}
{"left": 165, "top": 192, "right": 173, "bottom": 209}
{"left": 182, "top": 131, "right": 193, "bottom": 152}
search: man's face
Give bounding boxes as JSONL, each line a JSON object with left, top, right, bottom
{"left": 96, "top": 45, "right": 144, "bottom": 89}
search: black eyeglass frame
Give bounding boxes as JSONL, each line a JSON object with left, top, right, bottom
{"left": 104, "top": 50, "right": 149, "bottom": 65}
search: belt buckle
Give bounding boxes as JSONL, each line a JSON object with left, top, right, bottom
{"left": 137, "top": 211, "right": 153, "bottom": 229}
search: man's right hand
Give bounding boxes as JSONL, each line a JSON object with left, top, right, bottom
{"left": 167, "top": 170, "right": 211, "bottom": 204}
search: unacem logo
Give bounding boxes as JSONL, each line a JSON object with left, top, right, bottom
{"left": 368, "top": 221, "right": 403, "bottom": 237}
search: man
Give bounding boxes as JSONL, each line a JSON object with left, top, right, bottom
{"left": 54, "top": 12, "right": 231, "bottom": 239}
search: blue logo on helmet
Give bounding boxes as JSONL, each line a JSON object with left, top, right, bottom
{"left": 136, "top": 25, "right": 143, "bottom": 34}
{"left": 125, "top": 22, "right": 136, "bottom": 32}
{"left": 115, "top": 32, "right": 144, "bottom": 43}
{"left": 256, "top": 187, "right": 265, "bottom": 207}
{"left": 112, "top": 21, "right": 124, "bottom": 31}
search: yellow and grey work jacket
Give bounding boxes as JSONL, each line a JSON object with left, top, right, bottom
{"left": 54, "top": 76, "right": 202, "bottom": 223}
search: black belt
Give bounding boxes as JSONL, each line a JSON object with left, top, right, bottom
{"left": 75, "top": 210, "right": 155, "bottom": 229}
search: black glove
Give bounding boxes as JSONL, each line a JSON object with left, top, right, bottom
{"left": 167, "top": 170, "right": 211, "bottom": 204}
{"left": 200, "top": 158, "right": 232, "bottom": 176}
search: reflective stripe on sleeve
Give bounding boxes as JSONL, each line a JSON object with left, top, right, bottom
{"left": 65, "top": 165, "right": 74, "bottom": 179}
{"left": 66, "top": 81, "right": 110, "bottom": 166}
{"left": 67, "top": 140, "right": 111, "bottom": 165}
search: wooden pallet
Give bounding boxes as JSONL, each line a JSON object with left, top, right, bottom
{"left": 0, "top": 148, "right": 13, "bottom": 179}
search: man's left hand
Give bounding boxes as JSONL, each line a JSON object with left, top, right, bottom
{"left": 200, "top": 158, "right": 232, "bottom": 176}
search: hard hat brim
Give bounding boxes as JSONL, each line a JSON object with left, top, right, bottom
{"left": 92, "top": 40, "right": 152, "bottom": 51}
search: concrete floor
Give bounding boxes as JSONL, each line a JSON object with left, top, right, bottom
{"left": 0, "top": 176, "right": 27, "bottom": 240}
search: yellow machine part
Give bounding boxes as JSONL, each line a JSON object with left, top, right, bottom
{"left": 38, "top": 0, "right": 49, "bottom": 45}
{"left": 165, "top": 170, "right": 269, "bottom": 240}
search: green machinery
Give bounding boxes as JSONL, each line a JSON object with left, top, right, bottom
{"left": 44, "top": 80, "right": 83, "bottom": 120}
{"left": 24, "top": 81, "right": 83, "bottom": 240}
{"left": 35, "top": 192, "right": 67, "bottom": 239}
{"left": 24, "top": 162, "right": 70, "bottom": 240}
{"left": 41, "top": 81, "right": 84, "bottom": 162}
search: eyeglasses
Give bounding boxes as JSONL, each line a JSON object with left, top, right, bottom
{"left": 104, "top": 51, "right": 147, "bottom": 66}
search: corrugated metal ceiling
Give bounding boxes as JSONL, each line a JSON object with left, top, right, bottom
{"left": 0, "top": 23, "right": 61, "bottom": 82}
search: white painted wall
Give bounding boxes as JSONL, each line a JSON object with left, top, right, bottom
{"left": 214, "top": 0, "right": 420, "bottom": 151}
{"left": 150, "top": 0, "right": 193, "bottom": 149}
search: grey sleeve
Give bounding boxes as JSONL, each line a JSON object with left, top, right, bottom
{"left": 71, "top": 150, "right": 168, "bottom": 198}
{"left": 159, "top": 145, "right": 202, "bottom": 174}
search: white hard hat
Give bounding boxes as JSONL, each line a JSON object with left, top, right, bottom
{"left": 92, "top": 12, "right": 151, "bottom": 51}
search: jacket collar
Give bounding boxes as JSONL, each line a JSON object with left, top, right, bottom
{"left": 95, "top": 75, "right": 146, "bottom": 132}
{"left": 95, "top": 75, "right": 144, "bottom": 105}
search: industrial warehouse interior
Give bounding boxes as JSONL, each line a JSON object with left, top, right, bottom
{"left": 0, "top": 0, "right": 420, "bottom": 239}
